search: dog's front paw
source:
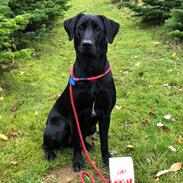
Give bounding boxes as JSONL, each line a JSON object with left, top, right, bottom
{"left": 72, "top": 154, "right": 84, "bottom": 172}
{"left": 102, "top": 152, "right": 111, "bottom": 166}
{"left": 45, "top": 151, "right": 56, "bottom": 162}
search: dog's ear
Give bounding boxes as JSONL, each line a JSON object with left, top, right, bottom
{"left": 64, "top": 13, "right": 83, "bottom": 41}
{"left": 99, "top": 15, "right": 120, "bottom": 44}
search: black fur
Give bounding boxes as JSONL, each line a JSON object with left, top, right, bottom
{"left": 43, "top": 13, "right": 119, "bottom": 171}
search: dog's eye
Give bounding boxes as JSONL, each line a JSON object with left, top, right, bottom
{"left": 95, "top": 26, "right": 101, "bottom": 32}
{"left": 78, "top": 26, "right": 84, "bottom": 31}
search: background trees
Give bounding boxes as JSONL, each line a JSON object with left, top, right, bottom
{"left": 0, "top": 0, "right": 69, "bottom": 63}
{"left": 114, "top": 0, "right": 183, "bottom": 40}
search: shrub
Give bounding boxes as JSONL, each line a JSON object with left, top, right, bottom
{"left": 125, "top": 0, "right": 182, "bottom": 26}
{"left": 165, "top": 8, "right": 183, "bottom": 40}
{"left": 0, "top": 0, "right": 69, "bottom": 64}
{"left": 0, "top": 2, "right": 32, "bottom": 63}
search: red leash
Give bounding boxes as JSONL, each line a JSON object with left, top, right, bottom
{"left": 69, "top": 65, "right": 111, "bottom": 183}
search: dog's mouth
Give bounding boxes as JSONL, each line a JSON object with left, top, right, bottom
{"left": 79, "top": 45, "right": 96, "bottom": 55}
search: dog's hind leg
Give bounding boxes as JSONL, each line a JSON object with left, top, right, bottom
{"left": 43, "top": 117, "right": 67, "bottom": 162}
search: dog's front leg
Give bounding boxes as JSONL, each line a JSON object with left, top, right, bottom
{"left": 72, "top": 123, "right": 84, "bottom": 171}
{"left": 99, "top": 115, "right": 111, "bottom": 166}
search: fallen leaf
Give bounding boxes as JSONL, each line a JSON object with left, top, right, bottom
{"left": 155, "top": 169, "right": 170, "bottom": 178}
{"left": 168, "top": 145, "right": 176, "bottom": 152}
{"left": 157, "top": 122, "right": 164, "bottom": 127}
{"left": 155, "top": 162, "right": 182, "bottom": 178}
{"left": 135, "top": 62, "right": 140, "bottom": 67}
{"left": 163, "top": 83, "right": 169, "bottom": 87}
{"left": 161, "top": 126, "right": 171, "bottom": 133}
{"left": 169, "top": 162, "right": 182, "bottom": 172}
{"left": 126, "top": 145, "right": 134, "bottom": 149}
{"left": 164, "top": 115, "right": 171, "bottom": 120}
{"left": 10, "top": 161, "right": 18, "bottom": 165}
{"left": 10, "top": 105, "right": 17, "bottom": 112}
{"left": 0, "top": 133, "right": 8, "bottom": 141}
{"left": 171, "top": 52, "right": 177, "bottom": 58}
{"left": 115, "top": 105, "right": 123, "bottom": 110}
{"left": 152, "top": 41, "right": 160, "bottom": 45}
{"left": 19, "top": 71, "right": 24, "bottom": 75}
{"left": 157, "top": 123, "right": 170, "bottom": 133}
{"left": 142, "top": 119, "right": 150, "bottom": 126}
{"left": 176, "top": 136, "right": 182, "bottom": 144}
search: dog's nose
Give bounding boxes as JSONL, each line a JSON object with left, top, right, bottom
{"left": 82, "top": 40, "right": 93, "bottom": 47}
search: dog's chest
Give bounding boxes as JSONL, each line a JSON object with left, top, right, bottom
{"left": 75, "top": 81, "right": 109, "bottom": 117}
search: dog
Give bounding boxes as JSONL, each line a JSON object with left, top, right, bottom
{"left": 43, "top": 13, "right": 119, "bottom": 171}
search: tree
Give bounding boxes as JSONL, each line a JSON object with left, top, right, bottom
{"left": 125, "top": 0, "right": 183, "bottom": 25}
{"left": 165, "top": 8, "right": 183, "bottom": 39}
{"left": 0, "top": 0, "right": 69, "bottom": 64}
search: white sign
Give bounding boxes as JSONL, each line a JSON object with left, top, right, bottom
{"left": 109, "top": 157, "right": 135, "bottom": 183}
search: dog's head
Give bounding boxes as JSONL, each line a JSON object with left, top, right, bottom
{"left": 64, "top": 13, "right": 120, "bottom": 55}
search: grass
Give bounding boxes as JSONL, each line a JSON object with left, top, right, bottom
{"left": 0, "top": 0, "right": 183, "bottom": 182}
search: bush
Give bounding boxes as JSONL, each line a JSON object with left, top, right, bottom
{"left": 165, "top": 9, "right": 183, "bottom": 40}
{"left": 125, "top": 0, "right": 182, "bottom": 26}
{"left": 0, "top": 0, "right": 69, "bottom": 64}
{"left": 0, "top": 2, "right": 32, "bottom": 63}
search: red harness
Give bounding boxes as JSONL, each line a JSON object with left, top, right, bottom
{"left": 69, "top": 65, "right": 111, "bottom": 183}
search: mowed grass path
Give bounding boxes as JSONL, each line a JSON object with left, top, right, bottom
{"left": 0, "top": 0, "right": 183, "bottom": 182}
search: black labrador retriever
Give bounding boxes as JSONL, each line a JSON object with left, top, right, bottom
{"left": 43, "top": 13, "right": 119, "bottom": 171}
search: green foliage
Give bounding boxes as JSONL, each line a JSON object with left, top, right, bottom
{"left": 9, "top": 0, "right": 69, "bottom": 31}
{"left": 0, "top": 0, "right": 69, "bottom": 64}
{"left": 125, "top": 0, "right": 182, "bottom": 25}
{"left": 0, "top": 8, "right": 33, "bottom": 63}
{"left": 165, "top": 9, "right": 183, "bottom": 39}
{"left": 115, "top": 0, "right": 183, "bottom": 41}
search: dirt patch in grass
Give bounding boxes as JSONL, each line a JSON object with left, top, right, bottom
{"left": 43, "top": 166, "right": 109, "bottom": 183}
{"left": 43, "top": 167, "right": 80, "bottom": 183}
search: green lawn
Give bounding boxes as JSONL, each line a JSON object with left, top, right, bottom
{"left": 0, "top": 0, "right": 183, "bottom": 182}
